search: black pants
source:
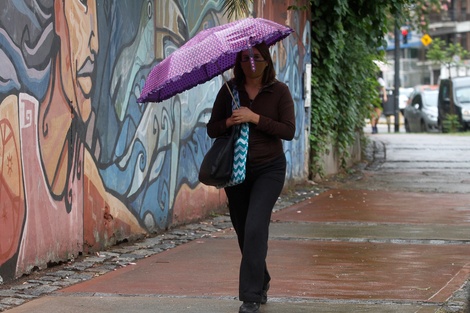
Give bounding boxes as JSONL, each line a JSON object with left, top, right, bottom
{"left": 224, "top": 154, "right": 286, "bottom": 302}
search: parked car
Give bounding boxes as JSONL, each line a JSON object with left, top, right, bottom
{"left": 404, "top": 85, "right": 439, "bottom": 132}
{"left": 438, "top": 77, "right": 470, "bottom": 131}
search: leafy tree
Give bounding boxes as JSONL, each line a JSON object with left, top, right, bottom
{"left": 426, "top": 37, "right": 449, "bottom": 67}
{"left": 404, "top": 0, "right": 447, "bottom": 33}
{"left": 426, "top": 38, "right": 470, "bottom": 78}
{"left": 222, "top": 0, "right": 253, "bottom": 20}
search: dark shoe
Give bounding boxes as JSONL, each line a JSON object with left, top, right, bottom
{"left": 239, "top": 302, "right": 260, "bottom": 313}
{"left": 261, "top": 283, "right": 270, "bottom": 304}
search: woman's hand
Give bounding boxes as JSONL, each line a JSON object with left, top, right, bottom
{"left": 231, "top": 107, "right": 259, "bottom": 125}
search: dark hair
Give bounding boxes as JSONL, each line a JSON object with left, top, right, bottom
{"left": 233, "top": 42, "right": 276, "bottom": 88}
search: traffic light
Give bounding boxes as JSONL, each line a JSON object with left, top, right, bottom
{"left": 401, "top": 29, "right": 408, "bottom": 44}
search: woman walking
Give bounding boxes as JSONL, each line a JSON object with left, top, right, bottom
{"left": 207, "top": 42, "right": 295, "bottom": 313}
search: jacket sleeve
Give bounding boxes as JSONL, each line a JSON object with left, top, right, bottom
{"left": 256, "top": 83, "right": 295, "bottom": 140}
{"left": 206, "top": 83, "right": 233, "bottom": 138}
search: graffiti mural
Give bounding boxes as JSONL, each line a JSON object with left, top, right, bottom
{"left": 0, "top": 0, "right": 310, "bottom": 282}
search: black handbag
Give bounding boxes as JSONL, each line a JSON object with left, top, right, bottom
{"left": 198, "top": 126, "right": 237, "bottom": 187}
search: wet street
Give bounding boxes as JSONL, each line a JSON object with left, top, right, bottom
{"left": 350, "top": 132, "right": 470, "bottom": 194}
{"left": 1, "top": 132, "right": 470, "bottom": 313}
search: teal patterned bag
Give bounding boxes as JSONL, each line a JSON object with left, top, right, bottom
{"left": 221, "top": 86, "right": 249, "bottom": 188}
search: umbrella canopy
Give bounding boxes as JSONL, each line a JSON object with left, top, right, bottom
{"left": 137, "top": 17, "right": 293, "bottom": 103}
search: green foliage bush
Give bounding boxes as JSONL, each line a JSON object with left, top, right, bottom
{"left": 442, "top": 114, "right": 461, "bottom": 133}
{"left": 311, "top": 0, "right": 390, "bottom": 177}
{"left": 310, "top": 0, "right": 441, "bottom": 177}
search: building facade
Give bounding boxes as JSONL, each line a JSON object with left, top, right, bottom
{"left": 384, "top": 0, "right": 470, "bottom": 87}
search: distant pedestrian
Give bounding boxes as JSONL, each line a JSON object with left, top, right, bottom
{"left": 207, "top": 42, "right": 295, "bottom": 313}
{"left": 371, "top": 72, "right": 387, "bottom": 134}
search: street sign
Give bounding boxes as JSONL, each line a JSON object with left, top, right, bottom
{"left": 421, "top": 34, "right": 432, "bottom": 46}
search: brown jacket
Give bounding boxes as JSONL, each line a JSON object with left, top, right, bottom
{"left": 207, "top": 80, "right": 295, "bottom": 165}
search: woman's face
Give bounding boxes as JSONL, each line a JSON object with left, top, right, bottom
{"left": 240, "top": 48, "right": 267, "bottom": 79}
{"left": 56, "top": 0, "right": 99, "bottom": 122}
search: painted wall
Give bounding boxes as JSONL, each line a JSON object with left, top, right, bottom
{"left": 0, "top": 0, "right": 310, "bottom": 282}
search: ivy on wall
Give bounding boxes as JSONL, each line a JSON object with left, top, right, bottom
{"left": 310, "top": 0, "right": 442, "bottom": 177}
{"left": 310, "top": 0, "right": 387, "bottom": 177}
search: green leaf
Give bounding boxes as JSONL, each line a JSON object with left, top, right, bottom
{"left": 221, "top": 0, "right": 253, "bottom": 20}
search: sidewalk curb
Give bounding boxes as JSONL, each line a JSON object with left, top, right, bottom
{"left": 363, "top": 137, "right": 386, "bottom": 170}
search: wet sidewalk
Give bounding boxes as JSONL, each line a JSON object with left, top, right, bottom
{"left": 3, "top": 185, "right": 470, "bottom": 312}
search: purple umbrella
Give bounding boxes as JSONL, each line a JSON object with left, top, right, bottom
{"left": 137, "top": 17, "right": 293, "bottom": 103}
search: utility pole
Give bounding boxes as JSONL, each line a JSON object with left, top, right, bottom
{"left": 394, "top": 17, "right": 400, "bottom": 132}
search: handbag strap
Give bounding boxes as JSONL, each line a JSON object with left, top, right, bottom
{"left": 231, "top": 85, "right": 241, "bottom": 111}
{"left": 222, "top": 85, "right": 249, "bottom": 188}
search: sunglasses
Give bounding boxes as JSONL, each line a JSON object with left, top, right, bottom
{"left": 240, "top": 55, "right": 265, "bottom": 62}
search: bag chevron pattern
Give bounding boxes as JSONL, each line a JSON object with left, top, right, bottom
{"left": 220, "top": 86, "right": 249, "bottom": 188}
